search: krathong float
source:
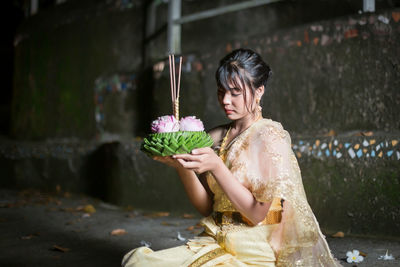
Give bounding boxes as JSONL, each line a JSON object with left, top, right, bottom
{"left": 141, "top": 55, "right": 213, "bottom": 157}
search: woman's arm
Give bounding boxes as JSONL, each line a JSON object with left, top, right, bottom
{"left": 173, "top": 148, "right": 271, "bottom": 225}
{"left": 153, "top": 156, "right": 213, "bottom": 216}
{"left": 211, "top": 157, "right": 271, "bottom": 224}
{"left": 176, "top": 167, "right": 213, "bottom": 216}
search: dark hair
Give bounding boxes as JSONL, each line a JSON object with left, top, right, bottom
{"left": 215, "top": 48, "right": 272, "bottom": 111}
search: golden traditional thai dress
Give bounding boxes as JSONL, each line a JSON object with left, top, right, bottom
{"left": 122, "top": 119, "right": 342, "bottom": 267}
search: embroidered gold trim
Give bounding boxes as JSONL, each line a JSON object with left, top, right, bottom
{"left": 218, "top": 127, "right": 231, "bottom": 162}
{"left": 265, "top": 197, "right": 283, "bottom": 224}
{"left": 188, "top": 248, "right": 226, "bottom": 267}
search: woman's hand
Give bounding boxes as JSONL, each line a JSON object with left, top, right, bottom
{"left": 152, "top": 156, "right": 183, "bottom": 170}
{"left": 172, "top": 147, "right": 222, "bottom": 174}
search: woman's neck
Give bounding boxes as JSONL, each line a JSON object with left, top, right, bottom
{"left": 231, "top": 113, "right": 260, "bottom": 133}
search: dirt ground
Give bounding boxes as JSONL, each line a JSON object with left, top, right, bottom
{"left": 0, "top": 188, "right": 399, "bottom": 267}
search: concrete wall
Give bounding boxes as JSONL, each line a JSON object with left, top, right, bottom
{"left": 11, "top": 0, "right": 143, "bottom": 140}
{"left": 5, "top": 0, "right": 400, "bottom": 238}
{"left": 176, "top": 4, "right": 400, "bottom": 134}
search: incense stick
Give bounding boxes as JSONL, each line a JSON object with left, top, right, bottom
{"left": 172, "top": 54, "right": 176, "bottom": 103}
{"left": 169, "top": 55, "right": 174, "bottom": 108}
{"left": 177, "top": 56, "right": 182, "bottom": 101}
{"left": 168, "top": 54, "right": 182, "bottom": 120}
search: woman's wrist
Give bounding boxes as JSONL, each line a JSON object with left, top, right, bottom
{"left": 176, "top": 165, "right": 194, "bottom": 176}
{"left": 210, "top": 156, "right": 226, "bottom": 178}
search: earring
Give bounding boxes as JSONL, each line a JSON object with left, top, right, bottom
{"left": 256, "top": 98, "right": 262, "bottom": 112}
{"left": 255, "top": 98, "right": 262, "bottom": 120}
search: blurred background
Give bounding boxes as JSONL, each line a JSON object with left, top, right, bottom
{"left": 1, "top": 0, "right": 399, "bottom": 238}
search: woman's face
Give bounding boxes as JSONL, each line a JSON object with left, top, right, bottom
{"left": 217, "top": 81, "right": 255, "bottom": 121}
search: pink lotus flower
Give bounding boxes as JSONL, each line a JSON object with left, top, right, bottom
{"left": 151, "top": 115, "right": 179, "bottom": 133}
{"left": 179, "top": 116, "right": 204, "bottom": 131}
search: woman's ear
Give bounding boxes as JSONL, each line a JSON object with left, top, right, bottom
{"left": 256, "top": 85, "right": 265, "bottom": 98}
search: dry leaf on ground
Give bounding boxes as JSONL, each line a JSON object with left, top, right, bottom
{"left": 111, "top": 229, "right": 127, "bottom": 236}
{"left": 83, "top": 204, "right": 96, "bottom": 213}
{"left": 359, "top": 251, "right": 367, "bottom": 257}
{"left": 182, "top": 213, "right": 195, "bottom": 219}
{"left": 161, "top": 221, "right": 179, "bottom": 226}
{"left": 76, "top": 204, "right": 96, "bottom": 213}
{"left": 332, "top": 231, "right": 344, "bottom": 238}
{"left": 144, "top": 212, "right": 170, "bottom": 218}
{"left": 52, "top": 245, "right": 70, "bottom": 252}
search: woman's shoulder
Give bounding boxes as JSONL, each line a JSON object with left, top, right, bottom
{"left": 254, "top": 118, "right": 289, "bottom": 140}
{"left": 257, "top": 118, "right": 285, "bottom": 132}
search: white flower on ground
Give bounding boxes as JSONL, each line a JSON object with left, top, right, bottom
{"left": 179, "top": 116, "right": 204, "bottom": 131}
{"left": 346, "top": 250, "right": 364, "bottom": 263}
{"left": 378, "top": 250, "right": 395, "bottom": 260}
{"left": 177, "top": 231, "right": 186, "bottom": 241}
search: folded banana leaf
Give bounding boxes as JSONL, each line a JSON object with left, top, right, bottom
{"left": 141, "top": 131, "right": 213, "bottom": 156}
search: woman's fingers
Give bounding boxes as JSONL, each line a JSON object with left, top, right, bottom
{"left": 172, "top": 148, "right": 217, "bottom": 173}
{"left": 173, "top": 153, "right": 201, "bottom": 162}
{"left": 191, "top": 147, "right": 213, "bottom": 155}
{"left": 176, "top": 158, "right": 199, "bottom": 170}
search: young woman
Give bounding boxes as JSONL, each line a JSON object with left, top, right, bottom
{"left": 122, "top": 49, "right": 342, "bottom": 266}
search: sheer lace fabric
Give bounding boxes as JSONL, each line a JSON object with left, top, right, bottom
{"left": 207, "top": 119, "right": 341, "bottom": 266}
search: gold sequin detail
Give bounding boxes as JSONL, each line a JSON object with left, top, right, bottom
{"left": 188, "top": 248, "right": 226, "bottom": 267}
{"left": 209, "top": 127, "right": 238, "bottom": 212}
{"left": 218, "top": 127, "right": 231, "bottom": 161}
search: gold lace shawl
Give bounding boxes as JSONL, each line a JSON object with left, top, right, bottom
{"left": 207, "top": 119, "right": 342, "bottom": 266}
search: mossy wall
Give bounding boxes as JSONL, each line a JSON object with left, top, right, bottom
{"left": 12, "top": 1, "right": 143, "bottom": 140}
{"left": 302, "top": 158, "right": 400, "bottom": 237}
